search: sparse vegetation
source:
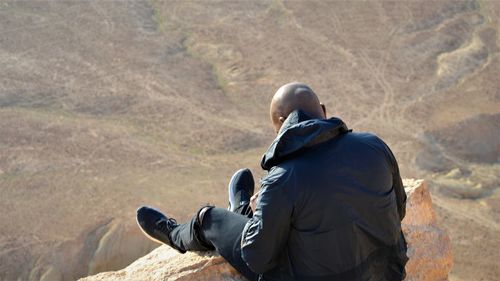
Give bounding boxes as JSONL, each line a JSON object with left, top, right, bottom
{"left": 182, "top": 35, "right": 200, "bottom": 60}
{"left": 150, "top": 0, "right": 165, "bottom": 32}
{"left": 0, "top": 2, "right": 10, "bottom": 11}
{"left": 212, "top": 64, "right": 229, "bottom": 93}
{"left": 182, "top": 35, "right": 229, "bottom": 94}
{"left": 266, "top": 0, "right": 292, "bottom": 25}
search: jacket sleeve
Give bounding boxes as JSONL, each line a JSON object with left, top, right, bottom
{"left": 380, "top": 139, "right": 406, "bottom": 221}
{"left": 373, "top": 135, "right": 406, "bottom": 221}
{"left": 391, "top": 156, "right": 406, "bottom": 221}
{"left": 240, "top": 166, "right": 294, "bottom": 274}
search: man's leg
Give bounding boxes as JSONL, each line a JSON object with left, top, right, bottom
{"left": 169, "top": 207, "right": 258, "bottom": 281}
{"left": 168, "top": 168, "right": 258, "bottom": 280}
{"left": 137, "top": 169, "right": 258, "bottom": 280}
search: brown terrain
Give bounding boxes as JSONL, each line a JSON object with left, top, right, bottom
{"left": 0, "top": 0, "right": 498, "bottom": 280}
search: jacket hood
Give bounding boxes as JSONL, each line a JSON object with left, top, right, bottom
{"left": 261, "top": 110, "right": 350, "bottom": 170}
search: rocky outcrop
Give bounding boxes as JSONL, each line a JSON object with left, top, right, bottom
{"left": 80, "top": 179, "right": 452, "bottom": 281}
{"left": 27, "top": 219, "right": 158, "bottom": 281}
{"left": 402, "top": 179, "right": 453, "bottom": 281}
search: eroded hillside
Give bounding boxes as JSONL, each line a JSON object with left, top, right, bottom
{"left": 0, "top": 1, "right": 498, "bottom": 280}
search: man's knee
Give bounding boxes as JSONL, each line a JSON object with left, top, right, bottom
{"left": 193, "top": 205, "right": 216, "bottom": 250}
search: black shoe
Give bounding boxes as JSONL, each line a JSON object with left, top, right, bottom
{"left": 228, "top": 168, "right": 255, "bottom": 212}
{"left": 136, "top": 206, "right": 185, "bottom": 253}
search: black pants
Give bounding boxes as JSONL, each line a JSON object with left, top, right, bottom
{"left": 169, "top": 204, "right": 258, "bottom": 281}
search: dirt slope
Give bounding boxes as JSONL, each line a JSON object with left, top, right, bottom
{"left": 0, "top": 1, "right": 498, "bottom": 280}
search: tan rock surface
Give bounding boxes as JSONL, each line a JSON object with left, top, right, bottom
{"left": 80, "top": 179, "right": 452, "bottom": 281}
{"left": 402, "top": 179, "right": 453, "bottom": 281}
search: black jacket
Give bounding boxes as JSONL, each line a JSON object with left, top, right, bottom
{"left": 241, "top": 110, "right": 408, "bottom": 281}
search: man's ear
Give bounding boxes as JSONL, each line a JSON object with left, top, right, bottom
{"left": 274, "top": 116, "right": 286, "bottom": 134}
{"left": 320, "top": 103, "right": 327, "bottom": 118}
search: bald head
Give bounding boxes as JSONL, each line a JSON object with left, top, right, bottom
{"left": 270, "top": 82, "right": 326, "bottom": 133}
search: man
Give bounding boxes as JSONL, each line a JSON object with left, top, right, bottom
{"left": 137, "top": 82, "right": 408, "bottom": 281}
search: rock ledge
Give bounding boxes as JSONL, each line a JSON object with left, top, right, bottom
{"left": 81, "top": 179, "right": 452, "bottom": 281}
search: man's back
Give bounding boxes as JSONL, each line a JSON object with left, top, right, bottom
{"left": 241, "top": 110, "right": 408, "bottom": 281}
{"left": 285, "top": 132, "right": 404, "bottom": 279}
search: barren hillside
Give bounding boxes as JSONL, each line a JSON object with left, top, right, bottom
{"left": 0, "top": 1, "right": 498, "bottom": 280}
